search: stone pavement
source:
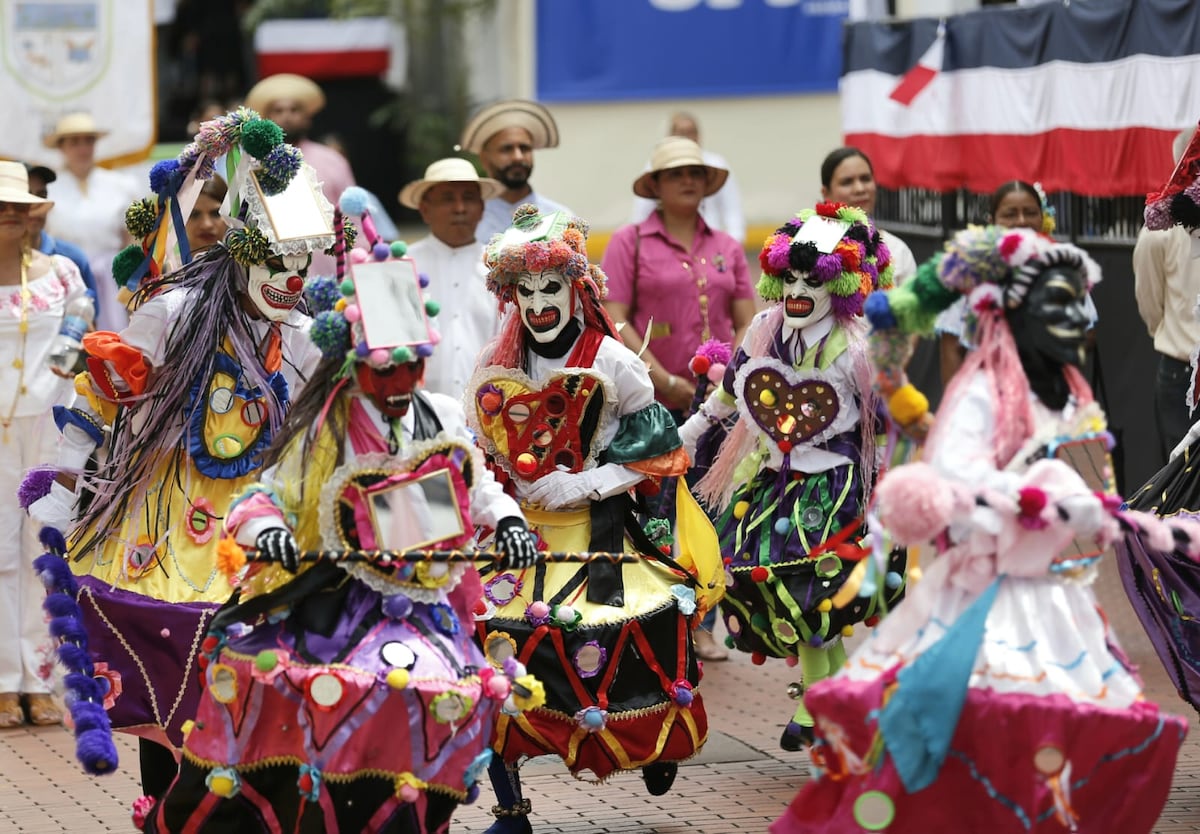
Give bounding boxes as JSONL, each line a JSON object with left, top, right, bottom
{"left": 1, "top": 559, "right": 1199, "bottom": 833}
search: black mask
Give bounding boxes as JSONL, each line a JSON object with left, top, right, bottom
{"left": 1007, "top": 264, "right": 1089, "bottom": 410}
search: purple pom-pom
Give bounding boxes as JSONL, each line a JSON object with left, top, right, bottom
{"left": 303, "top": 276, "right": 342, "bottom": 315}
{"left": 56, "top": 642, "right": 90, "bottom": 672}
{"left": 695, "top": 338, "right": 731, "bottom": 366}
{"left": 44, "top": 593, "right": 79, "bottom": 619}
{"left": 830, "top": 292, "right": 863, "bottom": 321}
{"left": 34, "top": 554, "right": 75, "bottom": 593}
{"left": 261, "top": 144, "right": 303, "bottom": 186}
{"left": 339, "top": 187, "right": 370, "bottom": 218}
{"left": 811, "top": 253, "right": 842, "bottom": 283}
{"left": 355, "top": 341, "right": 371, "bottom": 358}
{"left": 148, "top": 160, "right": 181, "bottom": 196}
{"left": 51, "top": 617, "right": 88, "bottom": 644}
{"left": 382, "top": 593, "right": 413, "bottom": 620}
{"left": 18, "top": 468, "right": 56, "bottom": 510}
{"left": 65, "top": 671, "right": 103, "bottom": 700}
{"left": 864, "top": 291, "right": 897, "bottom": 331}
{"left": 416, "top": 343, "right": 434, "bottom": 358}
{"left": 372, "top": 242, "right": 390, "bottom": 261}
{"left": 70, "top": 701, "right": 110, "bottom": 734}
{"left": 76, "top": 727, "right": 119, "bottom": 774}
{"left": 465, "top": 784, "right": 481, "bottom": 805}
{"left": 674, "top": 687, "right": 694, "bottom": 707}
{"left": 39, "top": 526, "right": 67, "bottom": 552}
{"left": 418, "top": 272, "right": 431, "bottom": 288}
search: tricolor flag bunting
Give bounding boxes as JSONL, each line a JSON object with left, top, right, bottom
{"left": 255, "top": 17, "right": 398, "bottom": 81}
{"left": 842, "top": 2, "right": 1200, "bottom": 196}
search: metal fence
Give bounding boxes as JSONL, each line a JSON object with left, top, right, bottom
{"left": 874, "top": 187, "right": 1147, "bottom": 246}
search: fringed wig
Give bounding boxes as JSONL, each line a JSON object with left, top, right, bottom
{"left": 1145, "top": 120, "right": 1200, "bottom": 231}
{"left": 756, "top": 202, "right": 894, "bottom": 320}
{"left": 482, "top": 204, "right": 617, "bottom": 368}
{"left": 865, "top": 226, "right": 1100, "bottom": 460}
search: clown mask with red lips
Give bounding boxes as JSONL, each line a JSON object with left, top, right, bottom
{"left": 356, "top": 360, "right": 426, "bottom": 419}
{"left": 247, "top": 253, "right": 311, "bottom": 321}
{"left": 781, "top": 269, "right": 832, "bottom": 332}
{"left": 516, "top": 268, "right": 573, "bottom": 343}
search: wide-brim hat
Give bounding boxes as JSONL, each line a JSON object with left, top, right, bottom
{"left": 460, "top": 100, "right": 560, "bottom": 155}
{"left": 398, "top": 157, "right": 503, "bottom": 209}
{"left": 42, "top": 112, "right": 109, "bottom": 149}
{"left": 633, "top": 136, "right": 728, "bottom": 199}
{"left": 0, "top": 161, "right": 51, "bottom": 204}
{"left": 245, "top": 73, "right": 326, "bottom": 117}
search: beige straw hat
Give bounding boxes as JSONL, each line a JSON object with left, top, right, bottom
{"left": 398, "top": 158, "right": 503, "bottom": 209}
{"left": 42, "top": 112, "right": 109, "bottom": 149}
{"left": 245, "top": 74, "right": 326, "bottom": 116}
{"left": 459, "top": 100, "right": 560, "bottom": 155}
{"left": 632, "top": 136, "right": 728, "bottom": 199}
{"left": 0, "top": 161, "right": 51, "bottom": 204}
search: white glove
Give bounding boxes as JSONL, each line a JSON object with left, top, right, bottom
{"left": 523, "top": 464, "right": 643, "bottom": 511}
{"left": 1171, "top": 418, "right": 1200, "bottom": 461}
{"left": 59, "top": 419, "right": 101, "bottom": 472}
{"left": 678, "top": 395, "right": 737, "bottom": 459}
{"left": 28, "top": 481, "right": 78, "bottom": 531}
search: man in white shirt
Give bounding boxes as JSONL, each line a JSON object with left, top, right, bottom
{"left": 399, "top": 158, "right": 505, "bottom": 400}
{"left": 459, "top": 100, "right": 572, "bottom": 243}
{"left": 631, "top": 111, "right": 746, "bottom": 244}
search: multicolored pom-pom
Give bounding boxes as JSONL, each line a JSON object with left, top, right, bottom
{"left": 124, "top": 198, "right": 160, "bottom": 239}
{"left": 225, "top": 226, "right": 272, "bottom": 266}
{"left": 303, "top": 275, "right": 342, "bottom": 315}
{"left": 260, "top": 144, "right": 303, "bottom": 187}
{"left": 310, "top": 310, "right": 351, "bottom": 359}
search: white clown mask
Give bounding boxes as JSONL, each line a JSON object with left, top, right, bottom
{"left": 781, "top": 270, "right": 832, "bottom": 332}
{"left": 247, "top": 253, "right": 311, "bottom": 321}
{"left": 516, "top": 268, "right": 573, "bottom": 344}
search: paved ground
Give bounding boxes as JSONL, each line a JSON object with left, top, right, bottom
{"left": 2, "top": 560, "right": 1199, "bottom": 833}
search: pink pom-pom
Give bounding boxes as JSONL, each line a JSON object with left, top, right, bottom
{"left": 427, "top": 327, "right": 441, "bottom": 345}
{"left": 349, "top": 248, "right": 370, "bottom": 264}
{"left": 160, "top": 628, "right": 170, "bottom": 638}
{"left": 131, "top": 795, "right": 155, "bottom": 830}
{"left": 399, "top": 784, "right": 420, "bottom": 803}
{"left": 785, "top": 656, "right": 799, "bottom": 667}
{"left": 343, "top": 304, "right": 361, "bottom": 323}
{"left": 706, "top": 363, "right": 726, "bottom": 384}
{"left": 486, "top": 676, "right": 511, "bottom": 700}
{"left": 369, "top": 348, "right": 391, "bottom": 366}
{"left": 875, "top": 462, "right": 957, "bottom": 545}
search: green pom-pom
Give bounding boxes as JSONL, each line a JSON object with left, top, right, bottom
{"left": 340, "top": 278, "right": 356, "bottom": 296}
{"left": 239, "top": 118, "right": 284, "bottom": 160}
{"left": 124, "top": 198, "right": 159, "bottom": 239}
{"left": 826, "top": 272, "right": 860, "bottom": 298}
{"left": 889, "top": 284, "right": 939, "bottom": 336}
{"left": 424, "top": 299, "right": 440, "bottom": 317}
{"left": 756, "top": 273, "right": 784, "bottom": 301}
{"left": 391, "top": 345, "right": 414, "bottom": 364}
{"left": 390, "top": 240, "right": 408, "bottom": 257}
{"left": 254, "top": 650, "right": 278, "bottom": 673}
{"left": 908, "top": 255, "right": 957, "bottom": 312}
{"left": 111, "top": 244, "right": 145, "bottom": 289}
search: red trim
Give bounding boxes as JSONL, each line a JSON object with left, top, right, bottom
{"left": 568, "top": 328, "right": 605, "bottom": 368}
{"left": 845, "top": 127, "right": 1177, "bottom": 196}
{"left": 256, "top": 50, "right": 388, "bottom": 80}
{"left": 888, "top": 65, "right": 938, "bottom": 106}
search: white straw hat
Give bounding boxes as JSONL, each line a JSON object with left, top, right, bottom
{"left": 398, "top": 158, "right": 504, "bottom": 209}
{"left": 42, "top": 112, "right": 109, "bottom": 149}
{"left": 245, "top": 73, "right": 326, "bottom": 116}
{"left": 632, "top": 136, "right": 728, "bottom": 199}
{"left": 0, "top": 161, "right": 51, "bottom": 204}
{"left": 459, "top": 100, "right": 560, "bottom": 155}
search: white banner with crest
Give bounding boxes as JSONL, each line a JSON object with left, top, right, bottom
{"left": 0, "top": 0, "right": 156, "bottom": 167}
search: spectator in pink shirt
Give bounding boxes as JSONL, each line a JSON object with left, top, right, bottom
{"left": 602, "top": 137, "right": 755, "bottom": 414}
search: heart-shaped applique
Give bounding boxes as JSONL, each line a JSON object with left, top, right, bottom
{"left": 470, "top": 369, "right": 606, "bottom": 481}
{"left": 736, "top": 360, "right": 840, "bottom": 452}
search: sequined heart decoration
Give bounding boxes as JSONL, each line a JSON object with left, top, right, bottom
{"left": 741, "top": 367, "right": 839, "bottom": 452}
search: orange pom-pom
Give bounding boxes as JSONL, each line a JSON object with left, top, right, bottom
{"left": 216, "top": 536, "right": 247, "bottom": 577}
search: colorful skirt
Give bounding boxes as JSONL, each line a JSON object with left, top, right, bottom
{"left": 476, "top": 505, "right": 707, "bottom": 781}
{"left": 145, "top": 563, "right": 499, "bottom": 834}
{"left": 716, "top": 462, "right": 904, "bottom": 657}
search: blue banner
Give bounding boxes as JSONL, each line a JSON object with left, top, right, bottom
{"left": 535, "top": 0, "right": 848, "bottom": 102}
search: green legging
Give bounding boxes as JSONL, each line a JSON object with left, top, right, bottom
{"left": 790, "top": 640, "right": 848, "bottom": 727}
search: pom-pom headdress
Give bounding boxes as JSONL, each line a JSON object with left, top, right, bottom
{"left": 112, "top": 108, "right": 334, "bottom": 292}
{"left": 303, "top": 188, "right": 439, "bottom": 378}
{"left": 755, "top": 202, "right": 893, "bottom": 321}
{"left": 1145, "top": 120, "right": 1200, "bottom": 230}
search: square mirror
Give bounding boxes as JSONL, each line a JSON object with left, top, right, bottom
{"left": 250, "top": 168, "right": 333, "bottom": 243}
{"left": 365, "top": 468, "right": 466, "bottom": 552}
{"left": 351, "top": 259, "right": 431, "bottom": 348}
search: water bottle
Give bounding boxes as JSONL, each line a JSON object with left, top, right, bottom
{"left": 47, "top": 296, "right": 95, "bottom": 378}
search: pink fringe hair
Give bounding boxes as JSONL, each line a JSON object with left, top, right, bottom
{"left": 695, "top": 308, "right": 882, "bottom": 513}
{"left": 482, "top": 272, "right": 616, "bottom": 370}
{"left": 924, "top": 309, "right": 1093, "bottom": 469}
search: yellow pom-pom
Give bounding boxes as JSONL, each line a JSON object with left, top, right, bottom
{"left": 334, "top": 297, "right": 348, "bottom": 312}
{"left": 908, "top": 565, "right": 923, "bottom": 584}
{"left": 841, "top": 624, "right": 854, "bottom": 637}
{"left": 817, "top": 599, "right": 833, "bottom": 613}
{"left": 209, "top": 774, "right": 236, "bottom": 797}
{"left": 216, "top": 536, "right": 247, "bottom": 578}
{"left": 888, "top": 383, "right": 929, "bottom": 427}
{"left": 181, "top": 719, "right": 195, "bottom": 738}
{"left": 386, "top": 669, "right": 411, "bottom": 690}
{"left": 733, "top": 501, "right": 750, "bottom": 519}
{"left": 512, "top": 674, "right": 546, "bottom": 711}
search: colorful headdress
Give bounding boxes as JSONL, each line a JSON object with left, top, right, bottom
{"left": 756, "top": 202, "right": 894, "bottom": 320}
{"left": 112, "top": 108, "right": 335, "bottom": 292}
{"left": 304, "top": 188, "right": 438, "bottom": 377}
{"left": 483, "top": 204, "right": 603, "bottom": 305}
{"left": 1145, "top": 120, "right": 1200, "bottom": 230}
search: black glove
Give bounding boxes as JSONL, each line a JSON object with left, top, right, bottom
{"left": 495, "top": 517, "right": 540, "bottom": 570}
{"left": 256, "top": 528, "right": 301, "bottom": 573}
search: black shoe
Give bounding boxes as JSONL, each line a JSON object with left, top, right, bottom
{"left": 642, "top": 762, "right": 678, "bottom": 796}
{"left": 780, "top": 721, "right": 814, "bottom": 752}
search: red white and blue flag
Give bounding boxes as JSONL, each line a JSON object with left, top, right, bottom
{"left": 841, "top": 2, "right": 1200, "bottom": 196}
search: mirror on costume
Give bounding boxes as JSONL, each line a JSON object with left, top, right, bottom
{"left": 366, "top": 468, "right": 466, "bottom": 551}
{"left": 352, "top": 259, "right": 432, "bottom": 347}
{"left": 251, "top": 169, "right": 333, "bottom": 242}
